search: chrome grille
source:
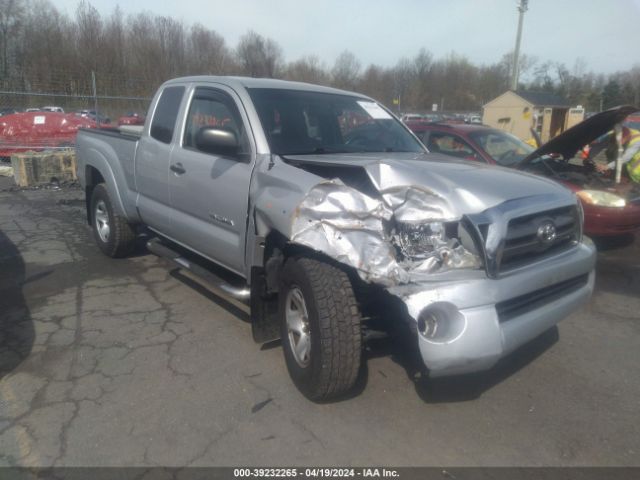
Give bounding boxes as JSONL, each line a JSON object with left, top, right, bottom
{"left": 500, "top": 206, "right": 579, "bottom": 271}
{"left": 462, "top": 200, "right": 582, "bottom": 278}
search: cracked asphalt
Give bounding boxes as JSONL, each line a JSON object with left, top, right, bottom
{"left": 0, "top": 182, "right": 638, "bottom": 467}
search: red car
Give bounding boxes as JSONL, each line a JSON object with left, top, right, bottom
{"left": 117, "top": 112, "right": 145, "bottom": 126}
{"left": 0, "top": 111, "right": 96, "bottom": 159}
{"left": 406, "top": 106, "right": 640, "bottom": 237}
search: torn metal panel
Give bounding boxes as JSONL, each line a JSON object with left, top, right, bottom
{"left": 251, "top": 154, "right": 323, "bottom": 238}
{"left": 380, "top": 185, "right": 454, "bottom": 223}
{"left": 290, "top": 179, "right": 481, "bottom": 286}
{"left": 361, "top": 159, "right": 459, "bottom": 221}
{"left": 291, "top": 181, "right": 409, "bottom": 285}
{"left": 282, "top": 153, "right": 572, "bottom": 217}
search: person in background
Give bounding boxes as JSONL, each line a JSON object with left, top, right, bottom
{"left": 595, "top": 127, "right": 640, "bottom": 182}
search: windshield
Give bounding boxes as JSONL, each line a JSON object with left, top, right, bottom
{"left": 469, "top": 129, "right": 535, "bottom": 166}
{"left": 248, "top": 88, "right": 425, "bottom": 155}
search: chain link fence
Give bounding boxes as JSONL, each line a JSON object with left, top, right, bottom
{"left": 1, "top": 71, "right": 153, "bottom": 160}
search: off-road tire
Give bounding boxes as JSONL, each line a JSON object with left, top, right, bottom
{"left": 90, "top": 183, "right": 135, "bottom": 258}
{"left": 279, "top": 256, "right": 362, "bottom": 401}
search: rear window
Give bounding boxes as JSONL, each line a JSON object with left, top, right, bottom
{"left": 150, "top": 86, "right": 185, "bottom": 144}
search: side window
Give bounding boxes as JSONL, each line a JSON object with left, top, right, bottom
{"left": 150, "top": 86, "right": 185, "bottom": 144}
{"left": 482, "top": 133, "right": 529, "bottom": 159}
{"left": 183, "top": 88, "right": 250, "bottom": 155}
{"left": 427, "top": 132, "right": 476, "bottom": 160}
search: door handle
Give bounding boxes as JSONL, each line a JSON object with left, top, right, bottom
{"left": 170, "top": 162, "right": 186, "bottom": 175}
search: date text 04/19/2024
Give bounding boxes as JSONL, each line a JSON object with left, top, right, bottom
{"left": 233, "top": 468, "right": 400, "bottom": 478}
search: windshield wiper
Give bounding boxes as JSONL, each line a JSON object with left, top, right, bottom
{"left": 284, "top": 147, "right": 351, "bottom": 155}
{"left": 313, "top": 147, "right": 353, "bottom": 154}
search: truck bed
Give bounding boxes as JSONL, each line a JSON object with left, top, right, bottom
{"left": 77, "top": 127, "right": 139, "bottom": 169}
{"left": 76, "top": 127, "right": 141, "bottom": 221}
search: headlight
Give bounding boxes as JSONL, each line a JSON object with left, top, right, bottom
{"left": 394, "top": 221, "right": 481, "bottom": 271}
{"left": 577, "top": 190, "right": 626, "bottom": 208}
{"left": 575, "top": 198, "right": 584, "bottom": 241}
{"left": 396, "top": 222, "right": 445, "bottom": 259}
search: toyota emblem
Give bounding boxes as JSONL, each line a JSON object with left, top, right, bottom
{"left": 537, "top": 221, "right": 557, "bottom": 244}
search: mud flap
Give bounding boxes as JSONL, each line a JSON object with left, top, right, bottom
{"left": 250, "top": 269, "right": 280, "bottom": 343}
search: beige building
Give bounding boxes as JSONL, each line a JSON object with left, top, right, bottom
{"left": 482, "top": 90, "right": 584, "bottom": 144}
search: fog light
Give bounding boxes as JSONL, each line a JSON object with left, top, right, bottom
{"left": 417, "top": 303, "right": 466, "bottom": 344}
{"left": 418, "top": 311, "right": 439, "bottom": 339}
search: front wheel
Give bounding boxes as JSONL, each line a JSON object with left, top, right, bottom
{"left": 279, "top": 257, "right": 362, "bottom": 401}
{"left": 90, "top": 183, "right": 136, "bottom": 258}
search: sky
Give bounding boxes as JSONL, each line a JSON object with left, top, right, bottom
{"left": 52, "top": 0, "right": 640, "bottom": 75}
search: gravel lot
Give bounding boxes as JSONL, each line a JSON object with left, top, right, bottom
{"left": 0, "top": 181, "right": 638, "bottom": 467}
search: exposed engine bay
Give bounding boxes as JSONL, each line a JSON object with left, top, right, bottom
{"left": 523, "top": 155, "right": 640, "bottom": 201}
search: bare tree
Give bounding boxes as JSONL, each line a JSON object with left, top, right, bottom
{"left": 501, "top": 52, "right": 537, "bottom": 89}
{"left": 331, "top": 50, "right": 360, "bottom": 90}
{"left": 88, "top": 6, "right": 128, "bottom": 96}
{"left": 0, "top": 0, "right": 24, "bottom": 85}
{"left": 2, "top": 1, "right": 638, "bottom": 116}
{"left": 391, "top": 58, "right": 414, "bottom": 109}
{"left": 21, "top": 0, "right": 75, "bottom": 92}
{"left": 154, "top": 16, "right": 186, "bottom": 79}
{"left": 187, "top": 24, "right": 229, "bottom": 75}
{"left": 236, "top": 30, "right": 283, "bottom": 78}
{"left": 359, "top": 64, "right": 394, "bottom": 106}
{"left": 76, "top": 0, "right": 102, "bottom": 74}
{"left": 283, "top": 55, "right": 329, "bottom": 84}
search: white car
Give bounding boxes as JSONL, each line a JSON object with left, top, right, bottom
{"left": 400, "top": 114, "right": 424, "bottom": 123}
{"left": 42, "top": 106, "right": 65, "bottom": 113}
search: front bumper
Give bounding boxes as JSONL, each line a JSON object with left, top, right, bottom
{"left": 584, "top": 202, "right": 640, "bottom": 236}
{"left": 387, "top": 240, "right": 596, "bottom": 377}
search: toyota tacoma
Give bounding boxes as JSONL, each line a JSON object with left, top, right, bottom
{"left": 77, "top": 77, "right": 596, "bottom": 400}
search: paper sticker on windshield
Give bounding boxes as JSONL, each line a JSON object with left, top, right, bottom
{"left": 34, "top": 116, "right": 45, "bottom": 125}
{"left": 357, "top": 101, "right": 392, "bottom": 119}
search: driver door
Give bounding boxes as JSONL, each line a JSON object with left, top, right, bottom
{"left": 168, "top": 86, "right": 254, "bottom": 275}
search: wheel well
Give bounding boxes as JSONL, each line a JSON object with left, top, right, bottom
{"left": 85, "top": 166, "right": 105, "bottom": 224}
{"left": 252, "top": 229, "right": 365, "bottom": 346}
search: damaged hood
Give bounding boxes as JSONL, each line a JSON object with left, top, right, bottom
{"left": 277, "top": 151, "right": 578, "bottom": 287}
{"left": 517, "top": 105, "right": 639, "bottom": 167}
{"left": 284, "top": 152, "right": 571, "bottom": 217}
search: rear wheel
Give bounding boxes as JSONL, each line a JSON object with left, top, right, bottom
{"left": 90, "top": 183, "right": 135, "bottom": 258}
{"left": 279, "top": 256, "right": 362, "bottom": 401}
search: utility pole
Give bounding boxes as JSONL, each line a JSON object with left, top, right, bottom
{"left": 511, "top": 0, "right": 529, "bottom": 91}
{"left": 91, "top": 70, "right": 100, "bottom": 128}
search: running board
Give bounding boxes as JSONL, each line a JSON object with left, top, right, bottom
{"left": 146, "top": 238, "right": 251, "bottom": 303}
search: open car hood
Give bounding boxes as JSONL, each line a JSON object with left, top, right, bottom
{"left": 517, "top": 105, "right": 639, "bottom": 168}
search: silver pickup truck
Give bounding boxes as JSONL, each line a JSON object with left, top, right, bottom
{"left": 77, "top": 76, "right": 596, "bottom": 401}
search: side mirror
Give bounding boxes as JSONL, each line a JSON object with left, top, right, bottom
{"left": 195, "top": 127, "right": 239, "bottom": 157}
